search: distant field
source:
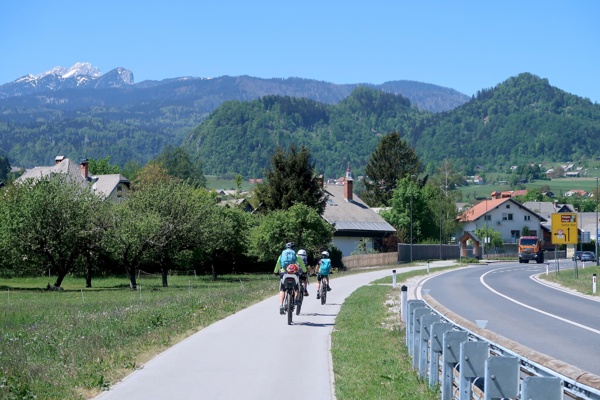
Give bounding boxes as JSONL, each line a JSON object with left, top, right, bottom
{"left": 205, "top": 175, "right": 256, "bottom": 191}
{"left": 460, "top": 177, "right": 600, "bottom": 201}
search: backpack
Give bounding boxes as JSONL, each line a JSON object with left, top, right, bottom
{"left": 319, "top": 259, "right": 331, "bottom": 275}
{"left": 280, "top": 249, "right": 297, "bottom": 268}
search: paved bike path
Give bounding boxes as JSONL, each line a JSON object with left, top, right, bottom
{"left": 95, "top": 266, "right": 433, "bottom": 400}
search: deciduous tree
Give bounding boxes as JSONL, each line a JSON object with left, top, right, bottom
{"left": 0, "top": 176, "right": 105, "bottom": 287}
{"left": 249, "top": 204, "right": 333, "bottom": 262}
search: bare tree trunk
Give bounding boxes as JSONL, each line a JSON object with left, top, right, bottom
{"left": 161, "top": 267, "right": 169, "bottom": 287}
{"left": 85, "top": 253, "right": 93, "bottom": 288}
{"left": 211, "top": 251, "right": 218, "bottom": 281}
{"left": 54, "top": 270, "right": 68, "bottom": 288}
{"left": 86, "top": 266, "right": 93, "bottom": 288}
{"left": 129, "top": 269, "right": 137, "bottom": 289}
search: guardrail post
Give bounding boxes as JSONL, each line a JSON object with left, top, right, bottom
{"left": 419, "top": 314, "right": 440, "bottom": 379}
{"left": 400, "top": 285, "right": 408, "bottom": 323}
{"left": 520, "top": 376, "right": 562, "bottom": 400}
{"left": 429, "top": 322, "right": 453, "bottom": 388}
{"left": 441, "top": 331, "right": 467, "bottom": 400}
{"left": 412, "top": 308, "right": 430, "bottom": 369}
{"left": 458, "top": 341, "right": 488, "bottom": 400}
{"left": 484, "top": 356, "right": 518, "bottom": 400}
{"left": 406, "top": 300, "right": 425, "bottom": 352}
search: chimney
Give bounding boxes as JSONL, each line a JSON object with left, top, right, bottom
{"left": 344, "top": 163, "right": 353, "bottom": 201}
{"left": 80, "top": 159, "right": 89, "bottom": 180}
{"left": 55, "top": 155, "right": 65, "bottom": 164}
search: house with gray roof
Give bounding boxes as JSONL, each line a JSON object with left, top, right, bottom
{"left": 321, "top": 166, "right": 396, "bottom": 256}
{"left": 16, "top": 156, "right": 130, "bottom": 202}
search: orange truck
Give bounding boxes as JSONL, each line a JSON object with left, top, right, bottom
{"left": 518, "top": 236, "right": 544, "bottom": 263}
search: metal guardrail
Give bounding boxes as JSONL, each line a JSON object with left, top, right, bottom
{"left": 401, "top": 287, "right": 600, "bottom": 400}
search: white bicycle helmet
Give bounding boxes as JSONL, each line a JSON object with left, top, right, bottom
{"left": 297, "top": 249, "right": 307, "bottom": 256}
{"left": 321, "top": 251, "right": 329, "bottom": 257}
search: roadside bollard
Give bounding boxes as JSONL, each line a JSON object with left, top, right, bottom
{"left": 392, "top": 269, "right": 397, "bottom": 288}
{"left": 400, "top": 285, "right": 407, "bottom": 323}
{"left": 593, "top": 273, "right": 597, "bottom": 294}
{"left": 546, "top": 263, "right": 549, "bottom": 276}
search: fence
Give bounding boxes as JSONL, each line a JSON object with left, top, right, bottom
{"left": 342, "top": 252, "right": 397, "bottom": 269}
{"left": 401, "top": 287, "right": 600, "bottom": 399}
{"left": 398, "top": 244, "right": 461, "bottom": 263}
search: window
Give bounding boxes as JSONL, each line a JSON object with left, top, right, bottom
{"left": 484, "top": 215, "right": 491, "bottom": 221}
{"left": 502, "top": 213, "right": 513, "bottom": 221}
{"left": 524, "top": 215, "right": 531, "bottom": 221}
{"left": 506, "top": 205, "right": 511, "bottom": 208}
{"left": 511, "top": 230, "right": 520, "bottom": 243}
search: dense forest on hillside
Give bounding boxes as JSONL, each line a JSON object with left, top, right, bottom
{"left": 184, "top": 88, "right": 423, "bottom": 177}
{"left": 185, "top": 74, "right": 600, "bottom": 178}
{"left": 411, "top": 73, "right": 600, "bottom": 174}
{"left": 0, "top": 76, "right": 467, "bottom": 168}
{"left": 0, "top": 72, "right": 598, "bottom": 176}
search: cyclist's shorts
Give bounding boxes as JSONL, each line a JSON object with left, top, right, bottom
{"left": 317, "top": 273, "right": 329, "bottom": 282}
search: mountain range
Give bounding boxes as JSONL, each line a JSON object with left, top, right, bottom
{"left": 1, "top": 63, "right": 598, "bottom": 178}
{"left": 0, "top": 63, "right": 469, "bottom": 169}
{"left": 0, "top": 62, "right": 134, "bottom": 98}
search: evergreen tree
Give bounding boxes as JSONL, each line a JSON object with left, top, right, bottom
{"left": 362, "top": 131, "right": 421, "bottom": 207}
{"left": 254, "top": 145, "right": 327, "bottom": 214}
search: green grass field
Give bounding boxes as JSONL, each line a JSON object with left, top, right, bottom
{"left": 0, "top": 274, "right": 275, "bottom": 399}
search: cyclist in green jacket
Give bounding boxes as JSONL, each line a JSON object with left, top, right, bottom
{"left": 273, "top": 242, "right": 307, "bottom": 314}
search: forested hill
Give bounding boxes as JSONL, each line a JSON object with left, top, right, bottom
{"left": 0, "top": 75, "right": 468, "bottom": 168}
{"left": 186, "top": 74, "right": 600, "bottom": 178}
{"left": 410, "top": 73, "right": 600, "bottom": 173}
{"left": 184, "top": 87, "right": 423, "bottom": 178}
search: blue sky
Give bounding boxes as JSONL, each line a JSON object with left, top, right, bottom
{"left": 1, "top": 1, "right": 598, "bottom": 102}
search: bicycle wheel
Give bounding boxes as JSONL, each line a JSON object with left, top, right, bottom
{"left": 320, "top": 284, "right": 326, "bottom": 305}
{"left": 296, "top": 285, "right": 303, "bottom": 315}
{"left": 287, "top": 290, "right": 294, "bottom": 325}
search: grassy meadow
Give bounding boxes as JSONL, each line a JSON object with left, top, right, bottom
{"left": 0, "top": 273, "right": 276, "bottom": 399}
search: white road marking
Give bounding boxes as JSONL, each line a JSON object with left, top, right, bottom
{"left": 480, "top": 268, "right": 600, "bottom": 335}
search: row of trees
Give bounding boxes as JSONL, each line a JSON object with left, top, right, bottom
{"left": 0, "top": 129, "right": 471, "bottom": 287}
{"left": 0, "top": 145, "right": 334, "bottom": 288}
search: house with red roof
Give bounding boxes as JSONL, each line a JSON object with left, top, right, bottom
{"left": 456, "top": 197, "right": 546, "bottom": 245}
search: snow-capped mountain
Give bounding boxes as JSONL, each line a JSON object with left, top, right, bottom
{"left": 0, "top": 62, "right": 133, "bottom": 99}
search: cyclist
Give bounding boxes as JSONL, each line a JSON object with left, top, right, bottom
{"left": 274, "top": 242, "right": 307, "bottom": 314}
{"left": 297, "top": 249, "right": 310, "bottom": 297}
{"left": 316, "top": 251, "right": 332, "bottom": 300}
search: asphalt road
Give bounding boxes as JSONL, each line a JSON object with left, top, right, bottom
{"left": 94, "top": 266, "right": 425, "bottom": 400}
{"left": 421, "top": 260, "right": 600, "bottom": 375}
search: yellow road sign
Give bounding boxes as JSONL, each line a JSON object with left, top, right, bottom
{"left": 551, "top": 213, "right": 578, "bottom": 244}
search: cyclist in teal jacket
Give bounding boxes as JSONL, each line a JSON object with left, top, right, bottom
{"left": 316, "top": 251, "right": 332, "bottom": 300}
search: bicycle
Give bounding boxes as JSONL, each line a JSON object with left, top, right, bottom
{"left": 281, "top": 273, "right": 299, "bottom": 325}
{"left": 296, "top": 275, "right": 308, "bottom": 315}
{"left": 319, "top": 276, "right": 327, "bottom": 305}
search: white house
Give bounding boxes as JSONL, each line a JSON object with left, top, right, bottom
{"left": 456, "top": 197, "right": 546, "bottom": 244}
